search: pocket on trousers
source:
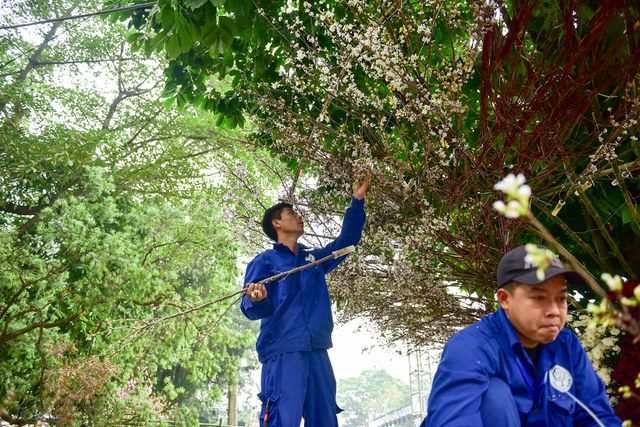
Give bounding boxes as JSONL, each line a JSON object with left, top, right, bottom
{"left": 258, "top": 392, "right": 280, "bottom": 425}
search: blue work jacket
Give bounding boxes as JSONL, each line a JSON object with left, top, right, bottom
{"left": 240, "top": 197, "right": 366, "bottom": 363}
{"left": 424, "top": 307, "right": 621, "bottom": 427}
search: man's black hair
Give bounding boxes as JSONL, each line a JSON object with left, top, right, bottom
{"left": 500, "top": 281, "right": 520, "bottom": 294}
{"left": 262, "top": 202, "right": 293, "bottom": 241}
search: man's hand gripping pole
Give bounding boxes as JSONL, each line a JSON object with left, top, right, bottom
{"left": 247, "top": 245, "right": 356, "bottom": 299}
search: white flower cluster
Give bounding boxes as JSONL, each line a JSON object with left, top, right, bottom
{"left": 601, "top": 273, "right": 623, "bottom": 293}
{"left": 523, "top": 244, "right": 559, "bottom": 281}
{"left": 250, "top": 0, "right": 483, "bottom": 172}
{"left": 588, "top": 274, "right": 640, "bottom": 324}
{"left": 234, "top": 1, "right": 507, "bottom": 344}
{"left": 492, "top": 173, "right": 531, "bottom": 218}
{"left": 589, "top": 106, "right": 640, "bottom": 181}
{"left": 568, "top": 313, "right": 620, "bottom": 387}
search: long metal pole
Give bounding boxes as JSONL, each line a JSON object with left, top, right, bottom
{"left": 162, "top": 245, "right": 357, "bottom": 319}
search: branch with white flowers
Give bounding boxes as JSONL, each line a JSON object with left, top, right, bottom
{"left": 494, "top": 174, "right": 640, "bottom": 340}
{"left": 493, "top": 174, "right": 607, "bottom": 299}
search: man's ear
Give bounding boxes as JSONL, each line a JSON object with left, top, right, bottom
{"left": 272, "top": 219, "right": 281, "bottom": 232}
{"left": 496, "top": 288, "right": 511, "bottom": 310}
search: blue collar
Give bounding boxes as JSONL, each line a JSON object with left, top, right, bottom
{"left": 272, "top": 241, "right": 308, "bottom": 254}
{"left": 496, "top": 307, "right": 526, "bottom": 350}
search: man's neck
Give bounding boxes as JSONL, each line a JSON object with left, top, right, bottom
{"left": 277, "top": 234, "right": 299, "bottom": 253}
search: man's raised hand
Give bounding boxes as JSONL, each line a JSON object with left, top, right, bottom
{"left": 353, "top": 172, "right": 371, "bottom": 200}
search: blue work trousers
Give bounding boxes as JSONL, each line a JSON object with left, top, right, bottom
{"left": 258, "top": 350, "right": 341, "bottom": 427}
{"left": 422, "top": 377, "right": 521, "bottom": 427}
{"left": 480, "top": 378, "right": 521, "bottom": 426}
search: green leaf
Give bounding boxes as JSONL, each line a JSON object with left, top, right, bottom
{"left": 162, "top": 97, "right": 176, "bottom": 108}
{"left": 144, "top": 30, "right": 168, "bottom": 56}
{"left": 225, "top": 116, "right": 237, "bottom": 129}
{"left": 223, "top": 51, "right": 234, "bottom": 68}
{"left": 377, "top": 83, "right": 389, "bottom": 99}
{"left": 183, "top": 21, "right": 202, "bottom": 42}
{"left": 218, "top": 15, "right": 239, "bottom": 52}
{"left": 621, "top": 205, "right": 640, "bottom": 226}
{"left": 159, "top": 6, "right": 176, "bottom": 30}
{"left": 166, "top": 33, "right": 182, "bottom": 59}
{"left": 576, "top": 4, "right": 594, "bottom": 25}
{"left": 127, "top": 32, "right": 143, "bottom": 44}
{"left": 184, "top": 0, "right": 209, "bottom": 9}
{"left": 219, "top": 16, "right": 238, "bottom": 38}
{"left": 176, "top": 91, "right": 189, "bottom": 112}
{"left": 204, "top": 23, "right": 234, "bottom": 55}
{"left": 178, "top": 27, "right": 193, "bottom": 53}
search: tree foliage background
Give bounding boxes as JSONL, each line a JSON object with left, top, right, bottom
{"left": 0, "top": 1, "right": 286, "bottom": 424}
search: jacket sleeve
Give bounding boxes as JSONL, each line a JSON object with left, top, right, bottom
{"left": 423, "top": 337, "right": 491, "bottom": 427}
{"left": 570, "top": 336, "right": 622, "bottom": 427}
{"left": 315, "top": 197, "right": 366, "bottom": 274}
{"left": 240, "top": 255, "right": 275, "bottom": 320}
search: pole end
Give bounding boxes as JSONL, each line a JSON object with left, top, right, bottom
{"left": 332, "top": 245, "right": 356, "bottom": 258}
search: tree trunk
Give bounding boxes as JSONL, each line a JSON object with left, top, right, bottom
{"left": 227, "top": 380, "right": 238, "bottom": 427}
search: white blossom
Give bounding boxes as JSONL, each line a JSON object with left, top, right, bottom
{"left": 601, "top": 273, "right": 623, "bottom": 293}
{"left": 493, "top": 174, "right": 530, "bottom": 218}
{"left": 524, "top": 244, "right": 558, "bottom": 280}
{"left": 569, "top": 314, "right": 620, "bottom": 388}
{"left": 494, "top": 173, "right": 526, "bottom": 194}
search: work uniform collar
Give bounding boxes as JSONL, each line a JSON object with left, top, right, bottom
{"left": 496, "top": 307, "right": 525, "bottom": 351}
{"left": 272, "top": 241, "right": 308, "bottom": 254}
{"left": 496, "top": 307, "right": 547, "bottom": 369}
{"left": 497, "top": 307, "right": 541, "bottom": 404}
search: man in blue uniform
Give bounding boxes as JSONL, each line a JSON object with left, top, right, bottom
{"left": 422, "top": 245, "right": 621, "bottom": 427}
{"left": 241, "top": 175, "right": 370, "bottom": 427}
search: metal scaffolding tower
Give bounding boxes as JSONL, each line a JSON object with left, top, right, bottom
{"left": 408, "top": 348, "right": 439, "bottom": 426}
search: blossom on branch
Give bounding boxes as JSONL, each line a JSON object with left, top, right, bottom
{"left": 492, "top": 173, "right": 531, "bottom": 218}
{"left": 602, "top": 273, "right": 623, "bottom": 293}
{"left": 524, "top": 244, "right": 559, "bottom": 281}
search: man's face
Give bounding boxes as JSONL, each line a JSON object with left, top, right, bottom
{"left": 497, "top": 275, "right": 568, "bottom": 348}
{"left": 274, "top": 207, "right": 304, "bottom": 237}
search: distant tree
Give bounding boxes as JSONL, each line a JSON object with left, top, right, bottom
{"left": 338, "top": 369, "right": 410, "bottom": 427}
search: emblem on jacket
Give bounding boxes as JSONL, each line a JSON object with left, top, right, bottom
{"left": 305, "top": 253, "right": 315, "bottom": 263}
{"left": 548, "top": 365, "right": 573, "bottom": 392}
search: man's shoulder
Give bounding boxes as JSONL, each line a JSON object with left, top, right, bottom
{"left": 249, "top": 249, "right": 276, "bottom": 265}
{"left": 554, "top": 326, "right": 583, "bottom": 350}
{"left": 445, "top": 314, "right": 500, "bottom": 353}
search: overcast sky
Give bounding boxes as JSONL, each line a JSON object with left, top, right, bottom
{"left": 330, "top": 316, "right": 411, "bottom": 382}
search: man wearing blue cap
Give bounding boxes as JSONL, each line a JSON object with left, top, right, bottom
{"left": 422, "top": 245, "right": 621, "bottom": 427}
{"left": 241, "top": 174, "right": 370, "bottom": 427}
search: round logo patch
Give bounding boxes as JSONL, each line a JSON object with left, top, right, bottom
{"left": 549, "top": 365, "right": 573, "bottom": 393}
